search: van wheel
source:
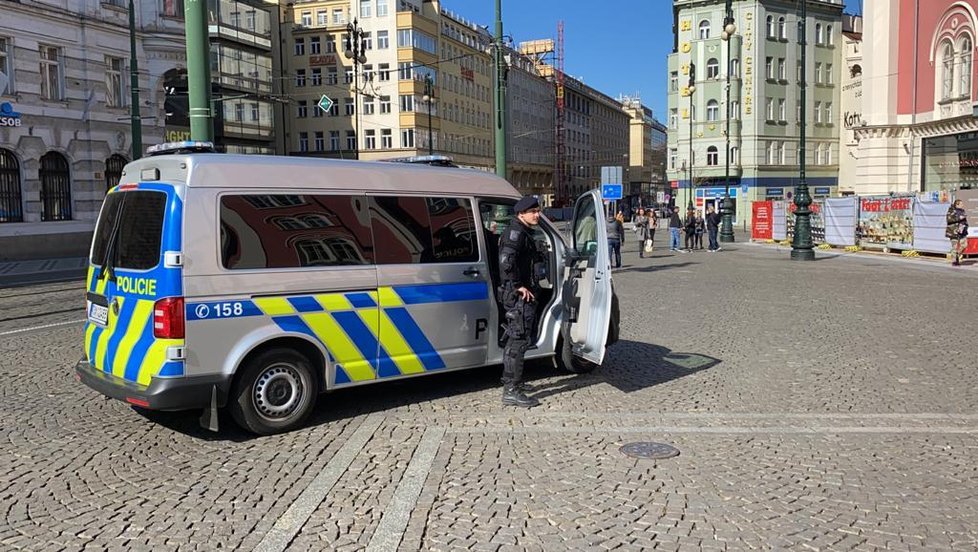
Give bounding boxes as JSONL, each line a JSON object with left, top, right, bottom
{"left": 556, "top": 333, "right": 599, "bottom": 374}
{"left": 229, "top": 348, "right": 317, "bottom": 435}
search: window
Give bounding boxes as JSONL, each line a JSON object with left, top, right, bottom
{"left": 345, "top": 98, "right": 354, "bottom": 115}
{"left": 377, "top": 0, "right": 389, "bottom": 16}
{"left": 779, "top": 98, "right": 786, "bottom": 121}
{"left": 730, "top": 146, "right": 739, "bottom": 166}
{"left": 778, "top": 58, "right": 786, "bottom": 81}
{"left": 378, "top": 63, "right": 390, "bottom": 81}
{"left": 814, "top": 101, "right": 822, "bottom": 123}
{"left": 39, "top": 151, "right": 71, "bottom": 221}
{"left": 767, "top": 15, "right": 776, "bottom": 38}
{"left": 943, "top": 41, "right": 954, "bottom": 100}
{"left": 311, "top": 68, "right": 322, "bottom": 86}
{"left": 699, "top": 20, "right": 711, "bottom": 40}
{"left": 0, "top": 37, "right": 12, "bottom": 95}
{"left": 778, "top": 17, "right": 786, "bottom": 40}
{"left": 363, "top": 97, "right": 375, "bottom": 115}
{"left": 363, "top": 32, "right": 373, "bottom": 50}
{"left": 345, "top": 69, "right": 353, "bottom": 84}
{"left": 706, "top": 100, "right": 719, "bottom": 121}
{"left": 730, "top": 100, "right": 740, "bottom": 119}
{"left": 332, "top": 8, "right": 344, "bottom": 25}
{"left": 105, "top": 56, "right": 125, "bottom": 107}
{"left": 816, "top": 23, "right": 824, "bottom": 45}
{"left": 296, "top": 69, "right": 306, "bottom": 87}
{"left": 815, "top": 143, "right": 824, "bottom": 165}
{"left": 297, "top": 100, "right": 308, "bottom": 118}
{"left": 815, "top": 62, "right": 823, "bottom": 84}
{"left": 827, "top": 25, "right": 834, "bottom": 46}
{"left": 402, "top": 128, "right": 415, "bottom": 148}
{"left": 377, "top": 30, "right": 389, "bottom": 49}
{"left": 299, "top": 132, "right": 309, "bottom": 152}
{"left": 731, "top": 58, "right": 740, "bottom": 77}
{"left": 768, "top": 141, "right": 779, "bottom": 165}
{"left": 827, "top": 64, "right": 833, "bottom": 84}
{"left": 707, "top": 58, "right": 719, "bottom": 79}
{"left": 766, "top": 98, "right": 775, "bottom": 120}
{"left": 327, "top": 67, "right": 338, "bottom": 85}
{"left": 360, "top": 0, "right": 372, "bottom": 18}
{"left": 825, "top": 102, "right": 833, "bottom": 123}
{"left": 780, "top": 142, "right": 787, "bottom": 165}
{"left": 310, "top": 37, "right": 321, "bottom": 54}
{"left": 0, "top": 149, "right": 23, "bottom": 223}
{"left": 669, "top": 148, "right": 677, "bottom": 170}
{"left": 325, "top": 34, "right": 337, "bottom": 53}
{"left": 670, "top": 71, "right": 679, "bottom": 92}
{"left": 399, "top": 94, "right": 415, "bottom": 112}
{"left": 369, "top": 196, "right": 477, "bottom": 264}
{"left": 825, "top": 144, "right": 832, "bottom": 165}
{"left": 381, "top": 129, "right": 392, "bottom": 148}
{"left": 797, "top": 100, "right": 802, "bottom": 122}
{"left": 104, "top": 154, "right": 127, "bottom": 191}
{"left": 314, "top": 131, "right": 325, "bottom": 152}
{"left": 90, "top": 191, "right": 165, "bottom": 270}
{"left": 380, "top": 95, "right": 391, "bottom": 113}
{"left": 220, "top": 195, "right": 374, "bottom": 269}
{"left": 300, "top": 11, "right": 312, "bottom": 26}
{"left": 161, "top": 0, "right": 185, "bottom": 18}
{"left": 251, "top": 102, "right": 260, "bottom": 121}
{"left": 39, "top": 45, "right": 63, "bottom": 100}
{"left": 294, "top": 38, "right": 305, "bottom": 56}
{"left": 365, "top": 129, "right": 376, "bottom": 149}
{"left": 330, "top": 131, "right": 340, "bottom": 151}
{"left": 317, "top": 10, "right": 328, "bottom": 26}
{"left": 346, "top": 130, "right": 357, "bottom": 150}
{"left": 962, "top": 37, "right": 973, "bottom": 99}
{"left": 797, "top": 61, "right": 803, "bottom": 83}
{"left": 707, "top": 146, "right": 718, "bottom": 166}
{"left": 766, "top": 57, "right": 774, "bottom": 79}
{"left": 670, "top": 108, "right": 678, "bottom": 129}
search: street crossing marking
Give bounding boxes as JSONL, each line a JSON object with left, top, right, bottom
{"left": 0, "top": 318, "right": 86, "bottom": 337}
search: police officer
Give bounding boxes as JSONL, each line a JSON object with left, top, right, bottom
{"left": 498, "top": 196, "right": 543, "bottom": 408}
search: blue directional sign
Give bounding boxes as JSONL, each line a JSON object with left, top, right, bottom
{"left": 317, "top": 94, "right": 334, "bottom": 114}
{"left": 601, "top": 183, "right": 623, "bottom": 200}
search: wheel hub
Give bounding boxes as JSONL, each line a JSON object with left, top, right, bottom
{"left": 253, "top": 364, "right": 303, "bottom": 420}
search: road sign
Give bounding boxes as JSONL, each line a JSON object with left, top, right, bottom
{"left": 601, "top": 183, "right": 623, "bottom": 200}
{"left": 317, "top": 94, "right": 334, "bottom": 114}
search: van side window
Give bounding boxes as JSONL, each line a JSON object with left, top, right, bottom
{"left": 369, "top": 196, "right": 478, "bottom": 264}
{"left": 220, "top": 194, "right": 374, "bottom": 269}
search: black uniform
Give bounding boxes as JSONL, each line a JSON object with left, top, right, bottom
{"left": 498, "top": 219, "right": 539, "bottom": 388}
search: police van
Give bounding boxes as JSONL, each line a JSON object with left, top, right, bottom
{"left": 76, "top": 141, "right": 619, "bottom": 435}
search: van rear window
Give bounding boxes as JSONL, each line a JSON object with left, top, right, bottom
{"left": 90, "top": 191, "right": 166, "bottom": 270}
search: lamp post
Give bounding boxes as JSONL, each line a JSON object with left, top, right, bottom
{"left": 687, "top": 63, "right": 696, "bottom": 212}
{"left": 791, "top": 0, "right": 815, "bottom": 260}
{"left": 423, "top": 74, "right": 435, "bottom": 155}
{"left": 345, "top": 18, "right": 367, "bottom": 160}
{"left": 719, "top": 1, "right": 736, "bottom": 242}
{"left": 128, "top": 0, "right": 142, "bottom": 159}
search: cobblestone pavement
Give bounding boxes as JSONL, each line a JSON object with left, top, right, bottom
{"left": 1, "top": 242, "right": 977, "bottom": 551}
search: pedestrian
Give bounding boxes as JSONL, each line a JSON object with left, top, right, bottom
{"left": 635, "top": 208, "right": 651, "bottom": 258}
{"left": 694, "top": 211, "right": 706, "bottom": 250}
{"left": 668, "top": 208, "right": 683, "bottom": 252}
{"left": 684, "top": 208, "right": 697, "bottom": 251}
{"left": 706, "top": 205, "right": 722, "bottom": 251}
{"left": 497, "top": 196, "right": 543, "bottom": 407}
{"left": 946, "top": 199, "right": 969, "bottom": 266}
{"left": 646, "top": 208, "right": 658, "bottom": 249}
{"left": 607, "top": 210, "right": 625, "bottom": 268}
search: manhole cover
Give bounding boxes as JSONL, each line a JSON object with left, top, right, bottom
{"left": 619, "top": 442, "right": 680, "bottom": 459}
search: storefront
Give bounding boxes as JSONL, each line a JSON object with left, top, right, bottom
{"left": 922, "top": 131, "right": 978, "bottom": 191}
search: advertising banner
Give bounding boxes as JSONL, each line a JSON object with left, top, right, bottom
{"left": 772, "top": 201, "right": 787, "bottom": 240}
{"left": 786, "top": 199, "right": 825, "bottom": 244}
{"left": 856, "top": 195, "right": 914, "bottom": 249}
{"left": 912, "top": 199, "right": 951, "bottom": 254}
{"left": 823, "top": 197, "right": 858, "bottom": 246}
{"left": 752, "top": 201, "right": 773, "bottom": 240}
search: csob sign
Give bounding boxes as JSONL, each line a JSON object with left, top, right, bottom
{"left": 0, "top": 102, "right": 22, "bottom": 127}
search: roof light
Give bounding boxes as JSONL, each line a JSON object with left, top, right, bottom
{"left": 146, "top": 140, "right": 217, "bottom": 156}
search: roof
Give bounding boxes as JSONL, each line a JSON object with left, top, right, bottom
{"left": 124, "top": 154, "right": 520, "bottom": 198}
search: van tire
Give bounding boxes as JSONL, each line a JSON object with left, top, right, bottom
{"left": 556, "top": 332, "right": 599, "bottom": 374}
{"left": 229, "top": 348, "right": 317, "bottom": 435}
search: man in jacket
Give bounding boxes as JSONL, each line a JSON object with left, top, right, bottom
{"left": 706, "top": 205, "right": 722, "bottom": 252}
{"left": 607, "top": 210, "right": 625, "bottom": 268}
{"left": 668, "top": 208, "right": 683, "bottom": 252}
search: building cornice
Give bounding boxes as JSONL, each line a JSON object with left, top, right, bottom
{"left": 854, "top": 114, "right": 978, "bottom": 141}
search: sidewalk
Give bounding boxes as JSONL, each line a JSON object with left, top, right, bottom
{"left": 742, "top": 240, "right": 978, "bottom": 272}
{"left": 0, "top": 257, "right": 88, "bottom": 288}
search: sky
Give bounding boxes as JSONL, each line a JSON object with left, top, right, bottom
{"left": 448, "top": 0, "right": 863, "bottom": 123}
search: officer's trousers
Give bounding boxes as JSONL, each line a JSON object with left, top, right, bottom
{"left": 501, "top": 298, "right": 537, "bottom": 386}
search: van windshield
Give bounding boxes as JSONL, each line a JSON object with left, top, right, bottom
{"left": 91, "top": 191, "right": 166, "bottom": 271}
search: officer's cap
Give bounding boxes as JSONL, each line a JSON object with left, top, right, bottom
{"left": 514, "top": 196, "right": 539, "bottom": 214}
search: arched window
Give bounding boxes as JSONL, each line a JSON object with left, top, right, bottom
{"left": 707, "top": 146, "right": 719, "bottom": 166}
{"left": 707, "top": 58, "right": 719, "bottom": 78}
{"left": 706, "top": 99, "right": 719, "bottom": 121}
{"left": 943, "top": 41, "right": 955, "bottom": 100}
{"left": 767, "top": 15, "right": 775, "bottom": 38}
{"left": 827, "top": 25, "right": 834, "bottom": 46}
{"left": 731, "top": 58, "right": 740, "bottom": 77}
{"left": 39, "top": 151, "right": 71, "bottom": 221}
{"left": 731, "top": 100, "right": 740, "bottom": 119}
{"left": 730, "top": 146, "right": 740, "bottom": 166}
{"left": 778, "top": 17, "right": 787, "bottom": 40}
{"left": 816, "top": 23, "right": 824, "bottom": 45}
{"left": 0, "top": 149, "right": 23, "bottom": 223}
{"left": 104, "top": 154, "right": 127, "bottom": 191}
{"left": 699, "top": 20, "right": 711, "bottom": 40}
{"left": 961, "top": 36, "right": 973, "bottom": 99}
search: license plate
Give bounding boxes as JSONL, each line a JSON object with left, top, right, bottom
{"left": 87, "top": 301, "right": 108, "bottom": 326}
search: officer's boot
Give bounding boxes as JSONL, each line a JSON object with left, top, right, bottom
{"left": 502, "top": 384, "right": 540, "bottom": 408}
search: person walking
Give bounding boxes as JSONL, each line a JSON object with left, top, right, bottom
{"left": 946, "top": 199, "right": 969, "bottom": 266}
{"left": 497, "top": 196, "right": 543, "bottom": 408}
{"left": 668, "top": 208, "right": 683, "bottom": 252}
{"left": 646, "top": 208, "right": 658, "bottom": 249}
{"left": 706, "top": 205, "right": 722, "bottom": 251}
{"left": 694, "top": 211, "right": 706, "bottom": 250}
{"left": 635, "top": 208, "right": 651, "bottom": 258}
{"left": 607, "top": 210, "right": 625, "bottom": 268}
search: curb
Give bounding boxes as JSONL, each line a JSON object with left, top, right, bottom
{"left": 741, "top": 241, "right": 977, "bottom": 272}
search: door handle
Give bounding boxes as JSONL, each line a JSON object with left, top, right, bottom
{"left": 463, "top": 268, "right": 480, "bottom": 277}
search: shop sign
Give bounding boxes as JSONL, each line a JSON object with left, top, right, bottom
{"left": 0, "top": 102, "right": 22, "bottom": 127}
{"left": 461, "top": 68, "right": 474, "bottom": 81}
{"left": 766, "top": 187, "right": 784, "bottom": 197}
{"left": 309, "top": 54, "right": 337, "bottom": 66}
{"left": 814, "top": 187, "right": 831, "bottom": 195}
{"left": 752, "top": 200, "right": 773, "bottom": 240}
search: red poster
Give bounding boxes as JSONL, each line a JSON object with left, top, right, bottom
{"left": 752, "top": 201, "right": 773, "bottom": 240}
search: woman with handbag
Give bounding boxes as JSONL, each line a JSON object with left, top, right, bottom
{"left": 635, "top": 209, "right": 651, "bottom": 258}
{"left": 946, "top": 199, "right": 969, "bottom": 266}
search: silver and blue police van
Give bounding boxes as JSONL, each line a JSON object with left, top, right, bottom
{"left": 75, "top": 142, "right": 619, "bottom": 435}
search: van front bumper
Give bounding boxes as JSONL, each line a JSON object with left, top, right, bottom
{"left": 74, "top": 358, "right": 231, "bottom": 411}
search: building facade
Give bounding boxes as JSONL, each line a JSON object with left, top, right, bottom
{"left": 838, "top": 13, "right": 862, "bottom": 194}
{"left": 853, "top": 0, "right": 978, "bottom": 194}
{"left": 667, "top": 0, "right": 844, "bottom": 222}
{"left": 621, "top": 97, "right": 668, "bottom": 206}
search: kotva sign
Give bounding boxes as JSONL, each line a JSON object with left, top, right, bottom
{"left": 0, "top": 102, "right": 22, "bottom": 127}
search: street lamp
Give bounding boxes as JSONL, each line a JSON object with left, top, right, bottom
{"left": 422, "top": 74, "right": 435, "bottom": 156}
{"left": 345, "top": 18, "right": 367, "bottom": 160}
{"left": 791, "top": 0, "right": 815, "bottom": 260}
{"left": 719, "top": 1, "right": 737, "bottom": 242}
{"left": 687, "top": 63, "right": 696, "bottom": 212}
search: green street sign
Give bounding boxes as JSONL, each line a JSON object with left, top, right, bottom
{"left": 317, "top": 94, "right": 334, "bottom": 114}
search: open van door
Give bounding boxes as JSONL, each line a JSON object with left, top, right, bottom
{"left": 560, "top": 189, "right": 614, "bottom": 368}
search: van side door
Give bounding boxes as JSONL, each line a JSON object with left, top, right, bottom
{"left": 369, "top": 195, "right": 490, "bottom": 375}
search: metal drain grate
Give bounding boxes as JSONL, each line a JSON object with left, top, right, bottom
{"left": 619, "top": 442, "right": 680, "bottom": 459}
